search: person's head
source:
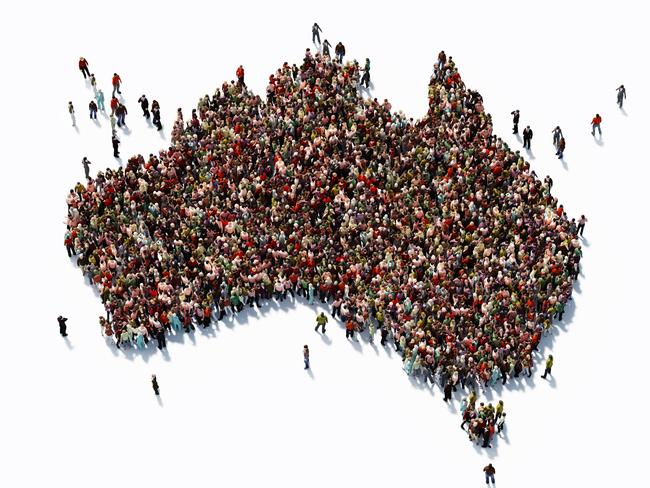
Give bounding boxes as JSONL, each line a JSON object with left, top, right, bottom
{"left": 549, "top": 354, "right": 553, "bottom": 360}
{"left": 596, "top": 113, "right": 600, "bottom": 118}
{"left": 502, "top": 413, "right": 506, "bottom": 418}
{"left": 304, "top": 344, "right": 308, "bottom": 349}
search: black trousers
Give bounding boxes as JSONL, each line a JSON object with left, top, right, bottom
{"left": 577, "top": 224, "right": 585, "bottom": 236}
{"left": 542, "top": 367, "right": 552, "bottom": 378}
{"left": 81, "top": 67, "right": 90, "bottom": 78}
{"left": 346, "top": 329, "right": 354, "bottom": 339}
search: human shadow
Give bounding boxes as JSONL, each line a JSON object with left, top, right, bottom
{"left": 120, "top": 125, "right": 132, "bottom": 136}
{"left": 63, "top": 336, "right": 74, "bottom": 350}
{"left": 560, "top": 157, "right": 568, "bottom": 171}
{"left": 318, "top": 332, "right": 332, "bottom": 345}
{"left": 306, "top": 367, "right": 315, "bottom": 380}
{"left": 156, "top": 395, "right": 164, "bottom": 406}
{"left": 92, "top": 118, "right": 101, "bottom": 127}
{"left": 620, "top": 107, "right": 628, "bottom": 117}
{"left": 525, "top": 147, "right": 535, "bottom": 160}
{"left": 580, "top": 237, "right": 590, "bottom": 247}
{"left": 594, "top": 136, "right": 604, "bottom": 146}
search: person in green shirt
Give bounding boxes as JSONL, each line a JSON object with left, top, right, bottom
{"left": 315, "top": 312, "right": 328, "bottom": 334}
{"left": 541, "top": 355, "right": 554, "bottom": 379}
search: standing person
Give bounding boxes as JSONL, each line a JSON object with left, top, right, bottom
{"left": 78, "top": 57, "right": 90, "bottom": 79}
{"left": 109, "top": 113, "right": 117, "bottom": 131}
{"left": 541, "top": 354, "right": 554, "bottom": 379}
{"left": 361, "top": 58, "right": 371, "bottom": 88}
{"left": 322, "top": 39, "right": 332, "bottom": 57}
{"left": 616, "top": 85, "right": 626, "bottom": 108}
{"left": 116, "top": 103, "right": 127, "bottom": 127}
{"left": 111, "top": 73, "right": 122, "bottom": 97}
{"left": 82, "top": 157, "right": 92, "bottom": 179}
{"left": 345, "top": 320, "right": 355, "bottom": 340}
{"left": 236, "top": 65, "right": 245, "bottom": 87}
{"left": 380, "top": 326, "right": 389, "bottom": 346}
{"left": 57, "top": 315, "right": 68, "bottom": 337}
{"left": 314, "top": 312, "right": 328, "bottom": 334}
{"left": 496, "top": 413, "right": 506, "bottom": 434}
{"left": 303, "top": 345, "right": 310, "bottom": 370}
{"left": 112, "top": 132, "right": 120, "bottom": 158}
{"left": 443, "top": 380, "right": 453, "bottom": 402}
{"left": 591, "top": 113, "right": 602, "bottom": 136}
{"left": 335, "top": 42, "right": 346, "bottom": 63}
{"left": 312, "top": 22, "right": 322, "bottom": 44}
{"left": 437, "top": 50, "right": 447, "bottom": 71}
{"left": 483, "top": 464, "right": 496, "bottom": 485}
{"left": 110, "top": 96, "right": 119, "bottom": 116}
{"left": 68, "top": 101, "right": 75, "bottom": 126}
{"left": 138, "top": 95, "right": 150, "bottom": 118}
{"left": 511, "top": 109, "right": 520, "bottom": 134}
{"left": 551, "top": 126, "right": 563, "bottom": 147}
{"left": 577, "top": 215, "right": 588, "bottom": 236}
{"left": 95, "top": 89, "right": 105, "bottom": 111}
{"left": 89, "top": 73, "right": 97, "bottom": 91}
{"left": 556, "top": 137, "right": 566, "bottom": 159}
{"left": 152, "top": 100, "right": 162, "bottom": 130}
{"left": 151, "top": 375, "right": 160, "bottom": 396}
{"left": 88, "top": 99, "right": 98, "bottom": 119}
{"left": 523, "top": 125, "right": 533, "bottom": 149}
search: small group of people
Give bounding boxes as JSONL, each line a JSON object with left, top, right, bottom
{"left": 461, "top": 394, "right": 507, "bottom": 448}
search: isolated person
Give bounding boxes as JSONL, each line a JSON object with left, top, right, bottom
{"left": 112, "top": 132, "right": 120, "bottom": 158}
{"left": 315, "top": 312, "right": 328, "bottom": 333}
{"left": 483, "top": 464, "right": 496, "bottom": 485}
{"left": 551, "top": 126, "right": 563, "bottom": 147}
{"left": 312, "top": 22, "right": 322, "bottom": 44}
{"left": 78, "top": 57, "right": 90, "bottom": 79}
{"left": 57, "top": 315, "right": 68, "bottom": 337}
{"left": 511, "top": 109, "right": 520, "bottom": 134}
{"left": 303, "top": 345, "right": 310, "bottom": 370}
{"left": 541, "top": 354, "right": 554, "bottom": 379}
{"left": 152, "top": 99, "right": 162, "bottom": 130}
{"left": 591, "top": 113, "right": 602, "bottom": 136}
{"left": 88, "top": 99, "right": 98, "bottom": 119}
{"left": 577, "top": 215, "right": 588, "bottom": 236}
{"left": 89, "top": 73, "right": 97, "bottom": 91}
{"left": 335, "top": 41, "right": 346, "bottom": 63}
{"left": 111, "top": 73, "right": 122, "bottom": 97}
{"left": 95, "top": 89, "right": 105, "bottom": 111}
{"left": 556, "top": 137, "right": 565, "bottom": 159}
{"left": 361, "top": 58, "right": 371, "bottom": 88}
{"left": 236, "top": 65, "right": 246, "bottom": 87}
{"left": 138, "top": 95, "right": 150, "bottom": 118}
{"left": 437, "top": 50, "right": 447, "bottom": 70}
{"left": 322, "top": 39, "right": 331, "bottom": 57}
{"left": 616, "top": 84, "right": 626, "bottom": 108}
{"left": 110, "top": 96, "right": 119, "bottom": 116}
{"left": 523, "top": 125, "right": 533, "bottom": 149}
{"left": 82, "top": 157, "right": 92, "bottom": 179}
{"left": 151, "top": 375, "right": 160, "bottom": 396}
{"left": 68, "top": 101, "right": 75, "bottom": 126}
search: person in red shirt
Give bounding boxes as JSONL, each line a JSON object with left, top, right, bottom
{"left": 345, "top": 320, "right": 356, "bottom": 340}
{"left": 236, "top": 65, "right": 245, "bottom": 87}
{"left": 112, "top": 73, "right": 122, "bottom": 97}
{"left": 591, "top": 113, "right": 602, "bottom": 137}
{"left": 78, "top": 57, "right": 90, "bottom": 79}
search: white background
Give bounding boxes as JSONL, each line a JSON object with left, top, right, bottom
{"left": 1, "top": 1, "right": 648, "bottom": 486}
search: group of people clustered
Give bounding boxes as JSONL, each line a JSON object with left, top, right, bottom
{"left": 64, "top": 23, "right": 588, "bottom": 454}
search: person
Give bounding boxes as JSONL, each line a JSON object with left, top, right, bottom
{"left": 345, "top": 320, "right": 355, "bottom": 340}
{"left": 89, "top": 73, "right": 97, "bottom": 91}
{"left": 57, "top": 315, "right": 68, "bottom": 337}
{"left": 437, "top": 50, "right": 447, "bottom": 71}
{"left": 112, "top": 132, "right": 120, "bottom": 158}
{"left": 380, "top": 326, "right": 389, "bottom": 346}
{"left": 112, "top": 73, "right": 122, "bottom": 97}
{"left": 151, "top": 375, "right": 160, "bottom": 395}
{"left": 109, "top": 113, "right": 117, "bottom": 131}
{"left": 511, "top": 109, "right": 520, "bottom": 134}
{"left": 303, "top": 345, "right": 310, "bottom": 369}
{"left": 110, "top": 96, "right": 119, "bottom": 116}
{"left": 82, "top": 157, "right": 92, "bottom": 179}
{"left": 541, "top": 354, "right": 554, "bottom": 379}
{"left": 68, "top": 101, "right": 75, "bottom": 126}
{"left": 361, "top": 58, "right": 371, "bottom": 88}
{"left": 616, "top": 84, "right": 626, "bottom": 108}
{"left": 312, "top": 22, "right": 322, "bottom": 44}
{"left": 495, "top": 400, "right": 504, "bottom": 421}
{"left": 95, "top": 89, "right": 105, "bottom": 111}
{"left": 236, "top": 65, "right": 245, "bottom": 87}
{"left": 115, "top": 103, "right": 128, "bottom": 127}
{"left": 138, "top": 95, "right": 150, "bottom": 118}
{"left": 551, "top": 126, "right": 563, "bottom": 147}
{"left": 556, "top": 137, "right": 565, "bottom": 159}
{"left": 523, "top": 125, "right": 533, "bottom": 149}
{"left": 152, "top": 100, "right": 162, "bottom": 130}
{"left": 315, "top": 312, "right": 328, "bottom": 333}
{"left": 591, "top": 113, "right": 602, "bottom": 136}
{"left": 577, "top": 215, "right": 587, "bottom": 236}
{"left": 496, "top": 413, "right": 506, "bottom": 434}
{"left": 335, "top": 42, "right": 346, "bottom": 63}
{"left": 443, "top": 380, "right": 453, "bottom": 402}
{"left": 78, "top": 57, "right": 90, "bottom": 79}
{"left": 89, "top": 99, "right": 98, "bottom": 119}
{"left": 483, "top": 464, "right": 496, "bottom": 485}
{"left": 322, "top": 39, "right": 331, "bottom": 57}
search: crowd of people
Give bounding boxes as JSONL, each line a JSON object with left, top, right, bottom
{"left": 461, "top": 394, "right": 507, "bottom": 449}
{"left": 64, "top": 44, "right": 583, "bottom": 415}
